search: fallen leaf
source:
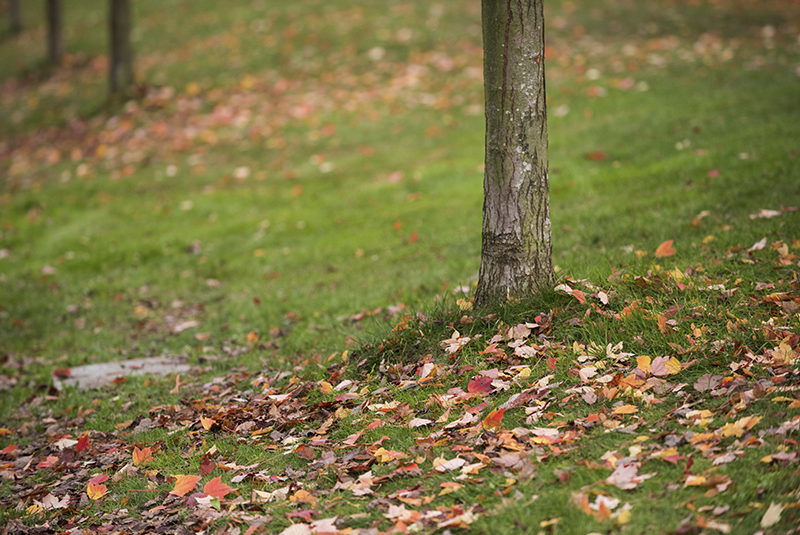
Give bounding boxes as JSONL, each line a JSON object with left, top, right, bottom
{"left": 482, "top": 408, "right": 505, "bottom": 431}
{"left": 433, "top": 456, "right": 467, "bottom": 472}
{"left": 86, "top": 482, "right": 107, "bottom": 500}
{"left": 203, "top": 476, "right": 233, "bottom": 499}
{"left": 170, "top": 474, "right": 201, "bottom": 497}
{"left": 132, "top": 446, "right": 153, "bottom": 466}
{"left": 655, "top": 240, "right": 676, "bottom": 258}
{"left": 612, "top": 404, "right": 638, "bottom": 415}
{"left": 760, "top": 502, "right": 784, "bottom": 528}
{"left": 290, "top": 489, "right": 319, "bottom": 506}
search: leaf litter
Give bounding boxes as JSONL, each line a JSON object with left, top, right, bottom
{"left": 1, "top": 234, "right": 799, "bottom": 533}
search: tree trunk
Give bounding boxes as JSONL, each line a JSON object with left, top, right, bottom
{"left": 46, "top": 0, "right": 63, "bottom": 65}
{"left": 474, "top": 0, "right": 554, "bottom": 308}
{"left": 9, "top": 0, "right": 22, "bottom": 34}
{"left": 109, "top": 0, "right": 134, "bottom": 96}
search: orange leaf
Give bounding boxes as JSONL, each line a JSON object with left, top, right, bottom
{"left": 87, "top": 482, "right": 107, "bottom": 500}
{"left": 203, "top": 476, "right": 232, "bottom": 499}
{"left": 482, "top": 408, "right": 505, "bottom": 432}
{"left": 656, "top": 315, "right": 667, "bottom": 334}
{"left": 246, "top": 330, "right": 259, "bottom": 342}
{"left": 132, "top": 446, "right": 153, "bottom": 466}
{"left": 290, "top": 489, "right": 319, "bottom": 506}
{"left": 170, "top": 474, "right": 201, "bottom": 497}
{"left": 655, "top": 240, "right": 676, "bottom": 258}
{"left": 1, "top": 444, "right": 18, "bottom": 455}
{"left": 319, "top": 380, "right": 333, "bottom": 395}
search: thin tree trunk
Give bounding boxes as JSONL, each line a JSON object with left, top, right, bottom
{"left": 46, "top": 0, "right": 63, "bottom": 65}
{"left": 109, "top": 0, "right": 134, "bottom": 96}
{"left": 9, "top": 0, "right": 22, "bottom": 34}
{"left": 474, "top": 0, "right": 554, "bottom": 307}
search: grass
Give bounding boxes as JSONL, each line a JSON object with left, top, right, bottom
{"left": 1, "top": 0, "right": 800, "bottom": 533}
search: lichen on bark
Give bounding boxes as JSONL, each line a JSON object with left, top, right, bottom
{"left": 475, "top": 0, "right": 554, "bottom": 308}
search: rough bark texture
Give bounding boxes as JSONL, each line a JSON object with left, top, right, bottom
{"left": 474, "top": 0, "right": 554, "bottom": 308}
{"left": 109, "top": 0, "right": 134, "bottom": 96}
{"left": 46, "top": 0, "right": 63, "bottom": 65}
{"left": 9, "top": 0, "right": 22, "bottom": 34}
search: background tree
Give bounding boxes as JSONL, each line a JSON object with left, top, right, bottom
{"left": 109, "top": 0, "right": 134, "bottom": 96}
{"left": 474, "top": 0, "right": 554, "bottom": 307}
{"left": 9, "top": 0, "right": 22, "bottom": 34}
{"left": 46, "top": 0, "right": 63, "bottom": 65}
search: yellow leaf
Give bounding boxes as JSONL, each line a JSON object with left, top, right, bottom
{"left": 319, "top": 381, "right": 333, "bottom": 395}
{"left": 684, "top": 475, "right": 707, "bottom": 487}
{"left": 612, "top": 404, "right": 638, "bottom": 415}
{"left": 636, "top": 356, "right": 651, "bottom": 373}
{"left": 200, "top": 417, "right": 216, "bottom": 430}
{"left": 665, "top": 357, "right": 682, "bottom": 375}
{"left": 616, "top": 509, "right": 631, "bottom": 525}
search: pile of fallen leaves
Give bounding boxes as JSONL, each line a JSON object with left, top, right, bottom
{"left": 1, "top": 237, "right": 799, "bottom": 534}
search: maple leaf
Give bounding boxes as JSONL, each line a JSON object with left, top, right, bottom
{"left": 132, "top": 446, "right": 153, "bottom": 466}
{"left": 408, "top": 418, "right": 433, "bottom": 428}
{"left": 170, "top": 474, "right": 201, "bottom": 497}
{"left": 606, "top": 461, "right": 655, "bottom": 490}
{"left": 373, "top": 447, "right": 408, "bottom": 462}
{"left": 76, "top": 435, "right": 90, "bottom": 452}
{"left": 200, "top": 416, "right": 216, "bottom": 430}
{"left": 290, "top": 489, "right": 319, "bottom": 507}
{"left": 654, "top": 240, "right": 676, "bottom": 258}
{"left": 467, "top": 376, "right": 494, "bottom": 393}
{"left": 203, "top": 476, "right": 233, "bottom": 499}
{"left": 482, "top": 408, "right": 505, "bottom": 431}
{"left": 87, "top": 482, "right": 107, "bottom": 500}
{"left": 310, "top": 517, "right": 339, "bottom": 535}
{"left": 36, "top": 493, "right": 70, "bottom": 510}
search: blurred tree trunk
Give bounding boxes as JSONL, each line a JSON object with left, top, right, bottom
{"left": 46, "top": 0, "right": 63, "bottom": 65}
{"left": 9, "top": 0, "right": 22, "bottom": 34}
{"left": 109, "top": 0, "right": 134, "bottom": 96}
{"left": 475, "top": 0, "right": 554, "bottom": 308}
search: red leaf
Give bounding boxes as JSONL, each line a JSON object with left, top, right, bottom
{"left": 89, "top": 473, "right": 109, "bottom": 485}
{"left": 76, "top": 435, "right": 90, "bottom": 452}
{"left": 199, "top": 457, "right": 216, "bottom": 476}
{"left": 203, "top": 476, "right": 233, "bottom": 499}
{"left": 467, "top": 376, "right": 494, "bottom": 394}
{"left": 1, "top": 444, "right": 18, "bottom": 455}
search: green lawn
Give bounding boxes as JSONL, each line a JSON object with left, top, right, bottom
{"left": 1, "top": 0, "right": 799, "bottom": 533}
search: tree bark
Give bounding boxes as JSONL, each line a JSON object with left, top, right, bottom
{"left": 474, "top": 0, "right": 554, "bottom": 308}
{"left": 109, "top": 0, "right": 134, "bottom": 96}
{"left": 46, "top": 0, "right": 63, "bottom": 65}
{"left": 9, "top": 0, "right": 22, "bottom": 34}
